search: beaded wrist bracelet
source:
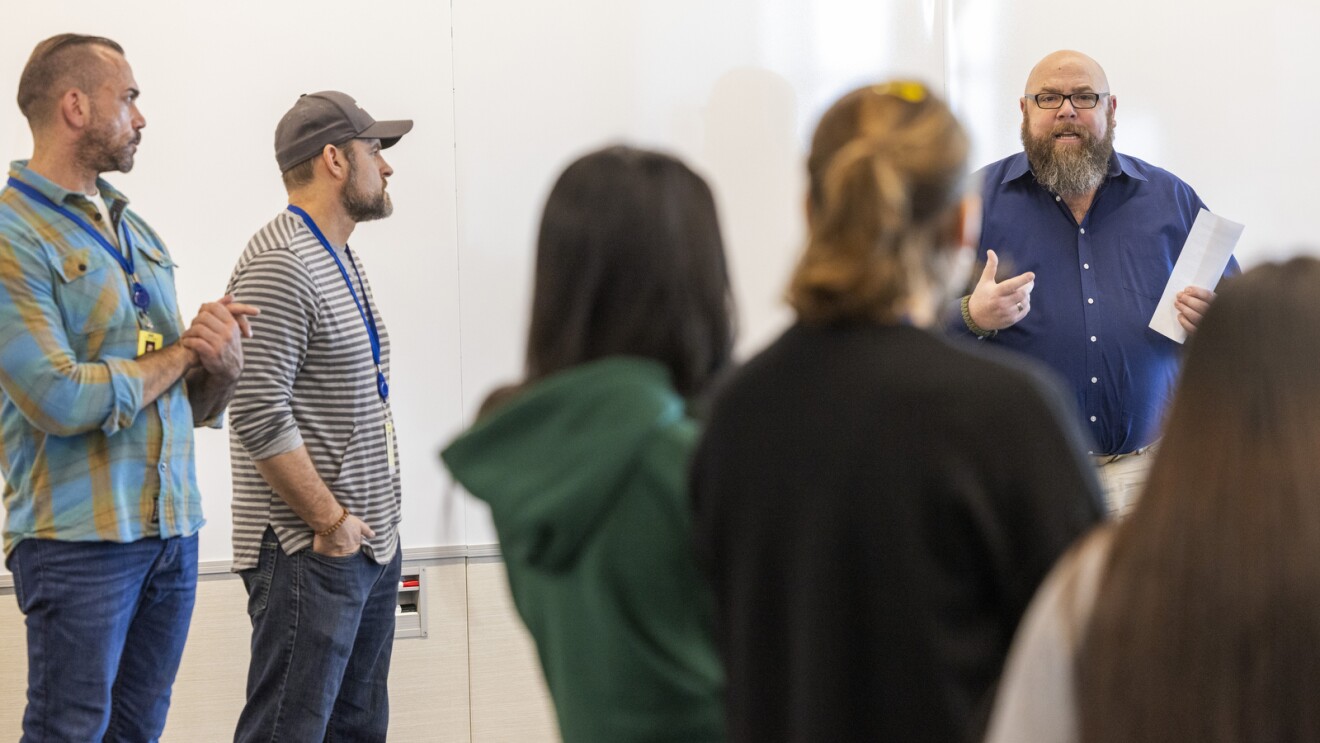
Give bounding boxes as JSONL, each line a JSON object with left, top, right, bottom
{"left": 316, "top": 506, "right": 350, "bottom": 537}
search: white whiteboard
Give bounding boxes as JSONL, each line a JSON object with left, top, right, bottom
{"left": 2, "top": 0, "right": 1313, "bottom": 563}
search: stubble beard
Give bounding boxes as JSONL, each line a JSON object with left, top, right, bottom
{"left": 341, "top": 150, "right": 393, "bottom": 223}
{"left": 1021, "top": 110, "right": 1115, "bottom": 198}
{"left": 76, "top": 108, "right": 138, "bottom": 175}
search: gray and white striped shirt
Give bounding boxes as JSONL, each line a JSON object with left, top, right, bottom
{"left": 226, "top": 210, "right": 401, "bottom": 571}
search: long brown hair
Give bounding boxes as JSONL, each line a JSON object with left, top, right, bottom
{"left": 1078, "top": 257, "right": 1320, "bottom": 742}
{"left": 788, "top": 81, "right": 969, "bottom": 324}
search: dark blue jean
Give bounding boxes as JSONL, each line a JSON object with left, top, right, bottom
{"left": 234, "top": 528, "right": 401, "bottom": 742}
{"left": 6, "top": 534, "right": 198, "bottom": 742}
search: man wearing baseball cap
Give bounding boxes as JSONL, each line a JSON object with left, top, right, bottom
{"left": 225, "top": 91, "right": 412, "bottom": 742}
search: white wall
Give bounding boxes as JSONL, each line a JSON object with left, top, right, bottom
{"left": 1, "top": 1, "right": 466, "bottom": 562}
{"left": 2, "top": 0, "right": 1314, "bottom": 561}
{"left": 949, "top": 0, "right": 1320, "bottom": 263}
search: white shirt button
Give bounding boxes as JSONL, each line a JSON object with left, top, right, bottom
{"left": 1088, "top": 298, "right": 1094, "bottom": 304}
{"left": 1056, "top": 196, "right": 1061, "bottom": 202}
{"left": 1091, "top": 336, "right": 1097, "bottom": 342}
{"left": 1090, "top": 416, "right": 1097, "bottom": 422}
{"left": 1091, "top": 377, "right": 1098, "bottom": 383}
{"left": 1080, "top": 228, "right": 1086, "bottom": 234}
{"left": 1084, "top": 263, "right": 1090, "bottom": 269}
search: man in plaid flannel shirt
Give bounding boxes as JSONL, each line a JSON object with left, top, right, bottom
{"left": 0, "top": 34, "right": 257, "bottom": 740}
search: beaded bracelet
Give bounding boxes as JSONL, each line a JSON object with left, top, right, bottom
{"left": 961, "top": 295, "right": 996, "bottom": 339}
{"left": 316, "top": 506, "right": 350, "bottom": 537}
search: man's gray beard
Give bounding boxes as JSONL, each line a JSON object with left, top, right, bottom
{"left": 1021, "top": 115, "right": 1114, "bottom": 198}
{"left": 341, "top": 153, "right": 393, "bottom": 223}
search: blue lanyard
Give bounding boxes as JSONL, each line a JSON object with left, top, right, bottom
{"left": 286, "top": 205, "right": 389, "bottom": 402}
{"left": 5, "top": 177, "right": 151, "bottom": 311}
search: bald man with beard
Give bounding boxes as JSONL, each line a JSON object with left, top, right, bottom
{"left": 953, "top": 50, "right": 1239, "bottom": 515}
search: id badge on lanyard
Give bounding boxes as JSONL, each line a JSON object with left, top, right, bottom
{"left": 286, "top": 205, "right": 396, "bottom": 475}
{"left": 7, "top": 177, "right": 161, "bottom": 357}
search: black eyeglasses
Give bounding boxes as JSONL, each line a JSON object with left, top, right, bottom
{"left": 1025, "top": 92, "right": 1109, "bottom": 110}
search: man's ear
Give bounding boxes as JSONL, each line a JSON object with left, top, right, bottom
{"left": 320, "top": 143, "right": 350, "bottom": 181}
{"left": 58, "top": 88, "right": 93, "bottom": 130}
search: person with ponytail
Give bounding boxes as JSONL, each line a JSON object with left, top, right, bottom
{"left": 986, "top": 256, "right": 1320, "bottom": 743}
{"left": 689, "top": 82, "right": 1104, "bottom": 742}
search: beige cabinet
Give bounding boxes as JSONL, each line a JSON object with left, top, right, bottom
{"left": 0, "top": 557, "right": 558, "bottom": 742}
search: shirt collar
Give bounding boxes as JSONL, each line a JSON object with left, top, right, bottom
{"left": 1001, "top": 150, "right": 1149, "bottom": 185}
{"left": 1111, "top": 152, "right": 1148, "bottom": 182}
{"left": 7, "top": 160, "right": 131, "bottom": 208}
{"left": 1000, "top": 152, "right": 1034, "bottom": 184}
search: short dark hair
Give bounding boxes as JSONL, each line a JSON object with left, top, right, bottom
{"left": 522, "top": 145, "right": 735, "bottom": 399}
{"left": 17, "top": 34, "right": 124, "bottom": 125}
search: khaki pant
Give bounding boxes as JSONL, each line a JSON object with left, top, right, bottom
{"left": 1093, "top": 443, "right": 1158, "bottom": 518}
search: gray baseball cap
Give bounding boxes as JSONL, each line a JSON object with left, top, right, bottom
{"left": 274, "top": 91, "right": 413, "bottom": 172}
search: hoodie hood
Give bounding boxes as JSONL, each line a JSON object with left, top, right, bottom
{"left": 442, "top": 357, "right": 686, "bottom": 571}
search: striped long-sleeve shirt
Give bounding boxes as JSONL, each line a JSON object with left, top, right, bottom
{"left": 226, "top": 210, "right": 401, "bottom": 571}
{"left": 0, "top": 162, "right": 203, "bottom": 555}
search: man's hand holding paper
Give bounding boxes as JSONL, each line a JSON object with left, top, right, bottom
{"left": 1149, "top": 209, "right": 1245, "bottom": 343}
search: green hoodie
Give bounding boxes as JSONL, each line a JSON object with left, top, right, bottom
{"left": 441, "top": 357, "right": 725, "bottom": 743}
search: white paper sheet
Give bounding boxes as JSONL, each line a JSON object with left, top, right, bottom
{"left": 1149, "top": 209, "right": 1244, "bottom": 344}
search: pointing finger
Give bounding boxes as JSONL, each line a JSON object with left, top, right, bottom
{"left": 222, "top": 302, "right": 261, "bottom": 318}
{"left": 997, "top": 271, "right": 1036, "bottom": 294}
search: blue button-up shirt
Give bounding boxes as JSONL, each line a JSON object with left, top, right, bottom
{"left": 965, "top": 151, "right": 1239, "bottom": 455}
{"left": 0, "top": 162, "right": 205, "bottom": 554}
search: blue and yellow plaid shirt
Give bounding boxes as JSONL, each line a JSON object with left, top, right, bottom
{"left": 0, "top": 162, "right": 204, "bottom": 555}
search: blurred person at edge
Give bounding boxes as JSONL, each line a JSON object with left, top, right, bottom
{"left": 987, "top": 256, "right": 1320, "bottom": 743}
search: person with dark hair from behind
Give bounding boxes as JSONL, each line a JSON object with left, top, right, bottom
{"left": 442, "top": 145, "right": 734, "bottom": 743}
{"left": 0, "top": 34, "right": 256, "bottom": 740}
{"left": 986, "top": 255, "right": 1320, "bottom": 743}
{"left": 689, "top": 81, "right": 1105, "bottom": 743}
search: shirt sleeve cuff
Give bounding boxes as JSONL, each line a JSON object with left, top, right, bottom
{"left": 196, "top": 409, "right": 226, "bottom": 430}
{"left": 99, "top": 357, "right": 145, "bottom": 436}
{"left": 248, "top": 425, "right": 304, "bottom": 462}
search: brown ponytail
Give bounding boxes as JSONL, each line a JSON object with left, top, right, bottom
{"left": 788, "top": 82, "right": 969, "bottom": 325}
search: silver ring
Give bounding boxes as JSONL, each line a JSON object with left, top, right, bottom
{"left": 1016, "top": 302, "right": 1024, "bottom": 313}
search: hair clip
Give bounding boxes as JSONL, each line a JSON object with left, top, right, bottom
{"left": 871, "top": 81, "right": 927, "bottom": 103}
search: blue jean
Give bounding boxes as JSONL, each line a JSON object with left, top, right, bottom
{"left": 6, "top": 534, "right": 198, "bottom": 742}
{"left": 234, "top": 528, "right": 401, "bottom": 742}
